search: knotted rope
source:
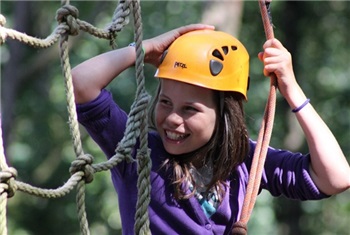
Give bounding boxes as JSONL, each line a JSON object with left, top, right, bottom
{"left": 0, "top": 0, "right": 152, "bottom": 234}
{"left": 232, "top": 1, "right": 276, "bottom": 234}
{"left": 130, "top": 1, "right": 152, "bottom": 234}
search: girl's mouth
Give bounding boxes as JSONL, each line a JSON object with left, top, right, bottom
{"left": 165, "top": 130, "right": 189, "bottom": 141}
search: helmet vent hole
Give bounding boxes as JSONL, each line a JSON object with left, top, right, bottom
{"left": 231, "top": 45, "right": 238, "bottom": 51}
{"left": 212, "top": 49, "right": 224, "bottom": 61}
{"left": 222, "top": 46, "right": 229, "bottom": 55}
{"left": 209, "top": 60, "right": 223, "bottom": 76}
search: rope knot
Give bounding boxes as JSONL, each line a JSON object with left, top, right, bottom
{"left": 106, "top": 0, "right": 131, "bottom": 48}
{"left": 137, "top": 149, "right": 151, "bottom": 167}
{"left": 70, "top": 154, "right": 94, "bottom": 183}
{"left": 0, "top": 167, "right": 18, "bottom": 198}
{"left": 56, "top": 5, "right": 80, "bottom": 36}
{"left": 231, "top": 221, "right": 248, "bottom": 235}
{"left": 115, "top": 145, "right": 134, "bottom": 163}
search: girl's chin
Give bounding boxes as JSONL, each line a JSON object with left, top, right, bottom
{"left": 164, "top": 144, "right": 198, "bottom": 156}
{"left": 165, "top": 148, "right": 186, "bottom": 155}
{"left": 163, "top": 139, "right": 204, "bottom": 156}
{"left": 164, "top": 145, "right": 192, "bottom": 155}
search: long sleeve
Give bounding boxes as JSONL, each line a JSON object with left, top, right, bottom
{"left": 246, "top": 141, "right": 330, "bottom": 200}
{"left": 77, "top": 89, "right": 128, "bottom": 158}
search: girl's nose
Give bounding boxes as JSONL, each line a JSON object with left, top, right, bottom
{"left": 166, "top": 111, "right": 183, "bottom": 126}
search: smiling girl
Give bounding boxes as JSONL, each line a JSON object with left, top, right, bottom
{"left": 72, "top": 24, "right": 350, "bottom": 234}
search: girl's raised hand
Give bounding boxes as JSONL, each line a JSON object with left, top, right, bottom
{"left": 258, "top": 38, "right": 298, "bottom": 99}
{"left": 143, "top": 24, "right": 215, "bottom": 67}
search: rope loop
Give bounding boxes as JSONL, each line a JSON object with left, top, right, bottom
{"left": 115, "top": 145, "right": 135, "bottom": 163}
{"left": 136, "top": 149, "right": 151, "bottom": 172}
{"left": 108, "top": 0, "right": 131, "bottom": 33}
{"left": 0, "top": 167, "right": 18, "bottom": 198}
{"left": 231, "top": 221, "right": 247, "bottom": 235}
{"left": 69, "top": 154, "right": 95, "bottom": 183}
{"left": 56, "top": 5, "right": 80, "bottom": 36}
{"left": 106, "top": 0, "right": 132, "bottom": 48}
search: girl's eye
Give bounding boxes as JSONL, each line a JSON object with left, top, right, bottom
{"left": 185, "top": 106, "right": 198, "bottom": 112}
{"left": 159, "top": 99, "right": 171, "bottom": 106}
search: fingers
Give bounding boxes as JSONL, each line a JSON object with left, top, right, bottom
{"left": 258, "top": 38, "right": 292, "bottom": 77}
{"left": 263, "top": 38, "right": 284, "bottom": 50}
{"left": 260, "top": 38, "right": 290, "bottom": 62}
{"left": 258, "top": 39, "right": 283, "bottom": 61}
{"left": 177, "top": 24, "right": 215, "bottom": 35}
{"left": 145, "top": 24, "right": 215, "bottom": 66}
{"left": 157, "top": 24, "right": 214, "bottom": 55}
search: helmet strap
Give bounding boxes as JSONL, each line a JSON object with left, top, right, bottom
{"left": 219, "top": 92, "right": 225, "bottom": 117}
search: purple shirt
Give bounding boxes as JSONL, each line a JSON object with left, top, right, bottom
{"left": 77, "top": 90, "right": 328, "bottom": 235}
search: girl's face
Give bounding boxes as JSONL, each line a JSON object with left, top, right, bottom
{"left": 155, "top": 79, "right": 217, "bottom": 155}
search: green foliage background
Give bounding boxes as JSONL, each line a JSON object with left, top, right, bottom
{"left": 1, "top": 1, "right": 349, "bottom": 235}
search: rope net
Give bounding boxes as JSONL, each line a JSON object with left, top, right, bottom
{"left": 0, "top": 1, "right": 151, "bottom": 234}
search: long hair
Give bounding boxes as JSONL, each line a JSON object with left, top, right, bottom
{"left": 148, "top": 82, "right": 249, "bottom": 203}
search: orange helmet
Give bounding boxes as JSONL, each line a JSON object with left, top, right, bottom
{"left": 154, "top": 30, "right": 250, "bottom": 99}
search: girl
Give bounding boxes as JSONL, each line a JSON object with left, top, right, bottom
{"left": 72, "top": 24, "right": 350, "bottom": 234}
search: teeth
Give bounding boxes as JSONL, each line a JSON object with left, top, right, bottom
{"left": 166, "top": 131, "right": 186, "bottom": 140}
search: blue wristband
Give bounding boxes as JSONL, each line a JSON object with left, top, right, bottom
{"left": 129, "top": 42, "right": 145, "bottom": 54}
{"left": 292, "top": 98, "right": 310, "bottom": 113}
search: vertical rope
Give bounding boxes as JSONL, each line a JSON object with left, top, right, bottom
{"left": 248, "top": 0, "right": 277, "bottom": 216}
{"left": 59, "top": 26, "right": 91, "bottom": 235}
{"left": 57, "top": 2, "right": 90, "bottom": 233}
{"left": 232, "top": 1, "right": 276, "bottom": 234}
{"left": 0, "top": 114, "right": 9, "bottom": 235}
{"left": 131, "top": 1, "right": 152, "bottom": 234}
{"left": 0, "top": 19, "right": 9, "bottom": 235}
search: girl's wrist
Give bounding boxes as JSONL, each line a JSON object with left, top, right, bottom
{"left": 284, "top": 84, "right": 308, "bottom": 111}
{"left": 128, "top": 42, "right": 145, "bottom": 55}
{"left": 292, "top": 98, "right": 310, "bottom": 113}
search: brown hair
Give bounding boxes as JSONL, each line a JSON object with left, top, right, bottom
{"left": 148, "top": 83, "right": 249, "bottom": 203}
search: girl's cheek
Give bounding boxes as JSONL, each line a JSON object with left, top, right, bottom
{"left": 155, "top": 106, "right": 163, "bottom": 124}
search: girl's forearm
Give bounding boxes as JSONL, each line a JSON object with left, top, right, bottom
{"left": 72, "top": 46, "right": 136, "bottom": 104}
{"left": 284, "top": 84, "right": 350, "bottom": 195}
{"left": 294, "top": 100, "right": 350, "bottom": 195}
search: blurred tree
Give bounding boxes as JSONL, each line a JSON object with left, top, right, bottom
{"left": 201, "top": 0, "right": 243, "bottom": 35}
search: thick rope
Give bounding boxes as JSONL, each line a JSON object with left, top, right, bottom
{"left": 0, "top": 114, "right": 12, "bottom": 235}
{"left": 232, "top": 1, "right": 277, "bottom": 234}
{"left": 130, "top": 2, "right": 152, "bottom": 234}
{"left": 107, "top": 0, "right": 132, "bottom": 48}
{"left": 57, "top": 4, "right": 91, "bottom": 233}
{"left": 0, "top": 2, "right": 131, "bottom": 48}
